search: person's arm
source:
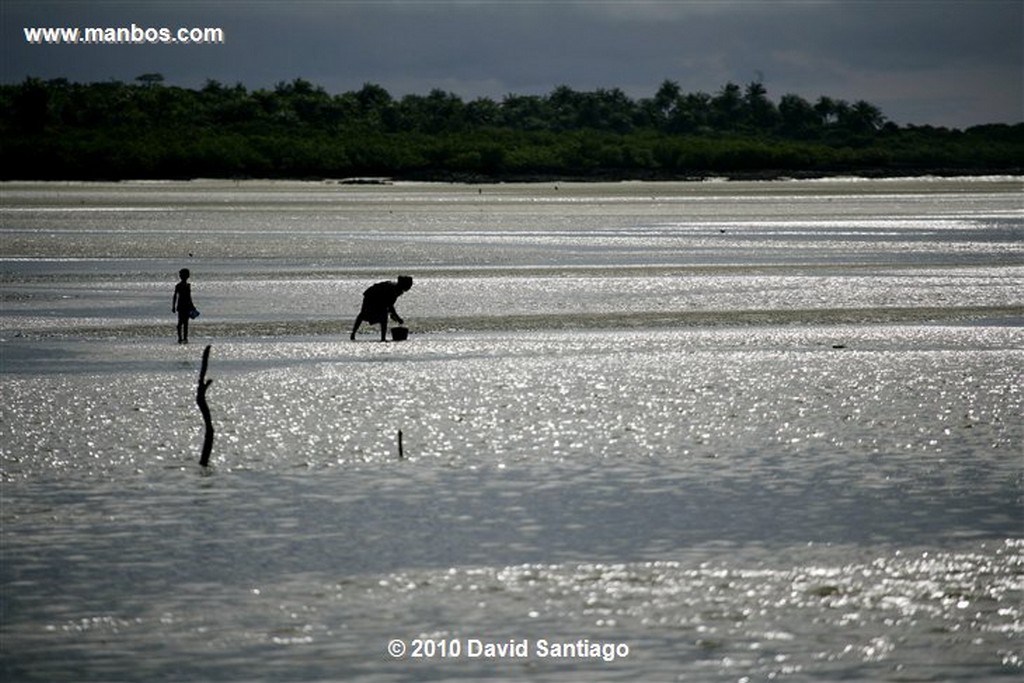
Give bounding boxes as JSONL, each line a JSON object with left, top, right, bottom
{"left": 172, "top": 286, "right": 178, "bottom": 312}
{"left": 387, "top": 283, "right": 404, "bottom": 323}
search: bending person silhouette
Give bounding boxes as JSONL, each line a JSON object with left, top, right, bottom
{"left": 350, "top": 275, "right": 413, "bottom": 341}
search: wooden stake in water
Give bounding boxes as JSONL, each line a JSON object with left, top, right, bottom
{"left": 197, "top": 345, "right": 215, "bottom": 467}
{"left": 398, "top": 429, "right": 404, "bottom": 460}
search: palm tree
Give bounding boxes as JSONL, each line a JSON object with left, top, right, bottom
{"left": 844, "top": 100, "right": 886, "bottom": 133}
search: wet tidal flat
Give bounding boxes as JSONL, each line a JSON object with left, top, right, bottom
{"left": 1, "top": 178, "right": 1022, "bottom": 681}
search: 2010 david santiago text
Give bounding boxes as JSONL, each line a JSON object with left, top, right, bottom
{"left": 389, "top": 637, "right": 631, "bottom": 662}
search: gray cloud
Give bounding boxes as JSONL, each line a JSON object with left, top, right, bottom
{"left": 4, "top": 0, "right": 1021, "bottom": 127}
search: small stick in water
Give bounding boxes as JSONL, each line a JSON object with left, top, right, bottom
{"left": 197, "top": 345, "right": 215, "bottom": 467}
{"left": 398, "top": 429, "right": 404, "bottom": 460}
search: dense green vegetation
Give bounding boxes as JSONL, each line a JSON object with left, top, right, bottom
{"left": 2, "top": 76, "right": 1021, "bottom": 180}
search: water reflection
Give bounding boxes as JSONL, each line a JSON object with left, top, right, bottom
{"left": 2, "top": 179, "right": 1022, "bottom": 681}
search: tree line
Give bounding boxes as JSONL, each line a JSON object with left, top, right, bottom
{"left": 2, "top": 75, "right": 1021, "bottom": 180}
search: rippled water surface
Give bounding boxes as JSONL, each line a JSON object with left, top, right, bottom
{"left": 2, "top": 178, "right": 1022, "bottom": 681}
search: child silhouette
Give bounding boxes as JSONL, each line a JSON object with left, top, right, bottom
{"left": 172, "top": 268, "right": 197, "bottom": 344}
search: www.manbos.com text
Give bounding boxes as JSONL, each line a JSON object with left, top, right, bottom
{"left": 23, "top": 24, "right": 225, "bottom": 46}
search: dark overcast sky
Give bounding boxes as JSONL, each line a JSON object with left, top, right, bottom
{"left": 4, "top": 0, "right": 1022, "bottom": 128}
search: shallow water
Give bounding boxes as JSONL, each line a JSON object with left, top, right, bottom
{"left": 1, "top": 178, "right": 1022, "bottom": 681}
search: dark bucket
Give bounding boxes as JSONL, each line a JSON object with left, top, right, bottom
{"left": 391, "top": 326, "right": 409, "bottom": 341}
